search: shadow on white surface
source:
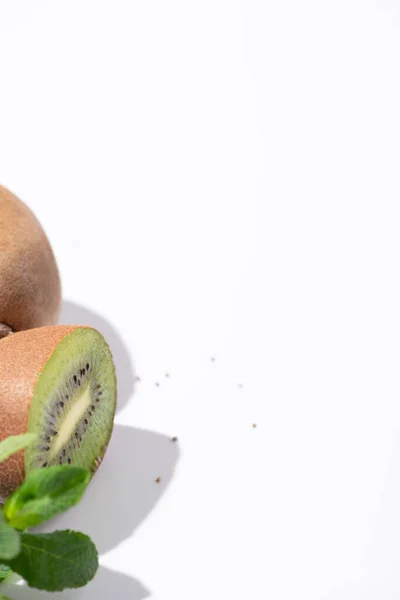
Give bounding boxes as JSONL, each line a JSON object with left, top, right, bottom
{"left": 2, "top": 569, "right": 149, "bottom": 600}
{"left": 1, "top": 302, "right": 180, "bottom": 599}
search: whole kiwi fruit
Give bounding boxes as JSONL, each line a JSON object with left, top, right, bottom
{"left": 0, "top": 185, "right": 61, "bottom": 338}
{"left": 0, "top": 326, "right": 117, "bottom": 499}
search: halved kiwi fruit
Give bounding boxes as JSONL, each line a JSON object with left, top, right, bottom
{"left": 0, "top": 186, "right": 61, "bottom": 337}
{"left": 0, "top": 326, "right": 117, "bottom": 499}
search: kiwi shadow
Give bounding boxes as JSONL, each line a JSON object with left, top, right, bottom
{"left": 41, "top": 424, "right": 180, "bottom": 554}
{"left": 1, "top": 568, "right": 149, "bottom": 600}
{"left": 22, "top": 424, "right": 180, "bottom": 599}
{"left": 59, "top": 301, "right": 134, "bottom": 413}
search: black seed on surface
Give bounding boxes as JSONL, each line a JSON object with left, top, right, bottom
{"left": 75, "top": 432, "right": 79, "bottom": 439}
{"left": 96, "top": 385, "right": 101, "bottom": 390}
{"left": 42, "top": 462, "right": 48, "bottom": 467}
{"left": 92, "top": 405, "right": 95, "bottom": 411}
{"left": 96, "top": 398, "right": 100, "bottom": 402}
{"left": 68, "top": 458, "right": 71, "bottom": 464}
{"left": 89, "top": 412, "right": 92, "bottom": 417}
{"left": 82, "top": 369, "right": 86, "bottom": 376}
{"left": 78, "top": 380, "right": 81, "bottom": 386}
{"left": 66, "top": 395, "right": 69, "bottom": 400}
{"left": 98, "top": 391, "right": 102, "bottom": 396}
{"left": 50, "top": 430, "right": 58, "bottom": 436}
{"left": 86, "top": 364, "right": 89, "bottom": 370}
{"left": 60, "top": 401, "right": 64, "bottom": 408}
{"left": 73, "top": 375, "right": 77, "bottom": 383}
{"left": 41, "top": 446, "right": 50, "bottom": 452}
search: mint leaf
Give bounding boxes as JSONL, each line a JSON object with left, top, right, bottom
{"left": 4, "top": 466, "right": 90, "bottom": 530}
{"left": 2, "top": 530, "right": 98, "bottom": 591}
{"left": 0, "top": 434, "right": 36, "bottom": 464}
{"left": 0, "top": 514, "right": 20, "bottom": 560}
{"left": 0, "top": 565, "right": 12, "bottom": 582}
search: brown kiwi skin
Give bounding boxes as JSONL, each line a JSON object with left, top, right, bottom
{"left": 0, "top": 186, "right": 61, "bottom": 334}
{"left": 0, "top": 326, "right": 86, "bottom": 500}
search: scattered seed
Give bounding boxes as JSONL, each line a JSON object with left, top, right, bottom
{"left": 41, "top": 446, "right": 50, "bottom": 452}
{"left": 50, "top": 430, "right": 58, "bottom": 436}
{"left": 84, "top": 419, "right": 88, "bottom": 425}
{"left": 78, "top": 379, "right": 81, "bottom": 387}
{"left": 89, "top": 412, "right": 92, "bottom": 417}
{"left": 73, "top": 375, "right": 77, "bottom": 383}
{"left": 96, "top": 398, "right": 100, "bottom": 402}
{"left": 91, "top": 405, "right": 95, "bottom": 411}
{"left": 60, "top": 401, "right": 64, "bottom": 408}
{"left": 172, "top": 436, "right": 178, "bottom": 442}
{"left": 86, "top": 363, "right": 90, "bottom": 371}
{"left": 98, "top": 391, "right": 102, "bottom": 396}
{"left": 155, "top": 476, "right": 162, "bottom": 483}
{"left": 75, "top": 433, "right": 79, "bottom": 439}
{"left": 68, "top": 458, "right": 71, "bottom": 464}
{"left": 42, "top": 462, "right": 48, "bottom": 468}
{"left": 66, "top": 395, "right": 69, "bottom": 400}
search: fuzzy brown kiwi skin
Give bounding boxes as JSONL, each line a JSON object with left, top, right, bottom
{"left": 0, "top": 326, "right": 91, "bottom": 501}
{"left": 0, "top": 186, "right": 61, "bottom": 333}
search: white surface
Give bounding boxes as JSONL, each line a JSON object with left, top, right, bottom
{"left": 1, "top": 1, "right": 400, "bottom": 598}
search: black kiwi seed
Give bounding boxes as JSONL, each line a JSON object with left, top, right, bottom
{"left": 68, "top": 458, "right": 71, "bottom": 464}
{"left": 41, "top": 446, "right": 50, "bottom": 451}
{"left": 66, "top": 395, "right": 69, "bottom": 400}
{"left": 78, "top": 379, "right": 81, "bottom": 386}
{"left": 42, "top": 462, "right": 48, "bottom": 467}
{"left": 75, "top": 433, "right": 79, "bottom": 439}
{"left": 60, "top": 401, "right": 64, "bottom": 408}
{"left": 50, "top": 430, "right": 58, "bottom": 436}
{"left": 98, "top": 391, "right": 102, "bottom": 396}
{"left": 88, "top": 412, "right": 92, "bottom": 417}
{"left": 91, "top": 405, "right": 95, "bottom": 411}
{"left": 73, "top": 375, "right": 77, "bottom": 383}
{"left": 96, "top": 398, "right": 100, "bottom": 402}
{"left": 84, "top": 419, "right": 88, "bottom": 425}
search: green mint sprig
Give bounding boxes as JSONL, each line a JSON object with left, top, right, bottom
{"left": 0, "top": 434, "right": 99, "bottom": 594}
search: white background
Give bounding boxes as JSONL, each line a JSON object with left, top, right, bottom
{"left": 1, "top": 1, "right": 400, "bottom": 598}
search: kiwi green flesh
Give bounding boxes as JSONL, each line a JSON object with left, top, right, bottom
{"left": 25, "top": 328, "right": 116, "bottom": 474}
